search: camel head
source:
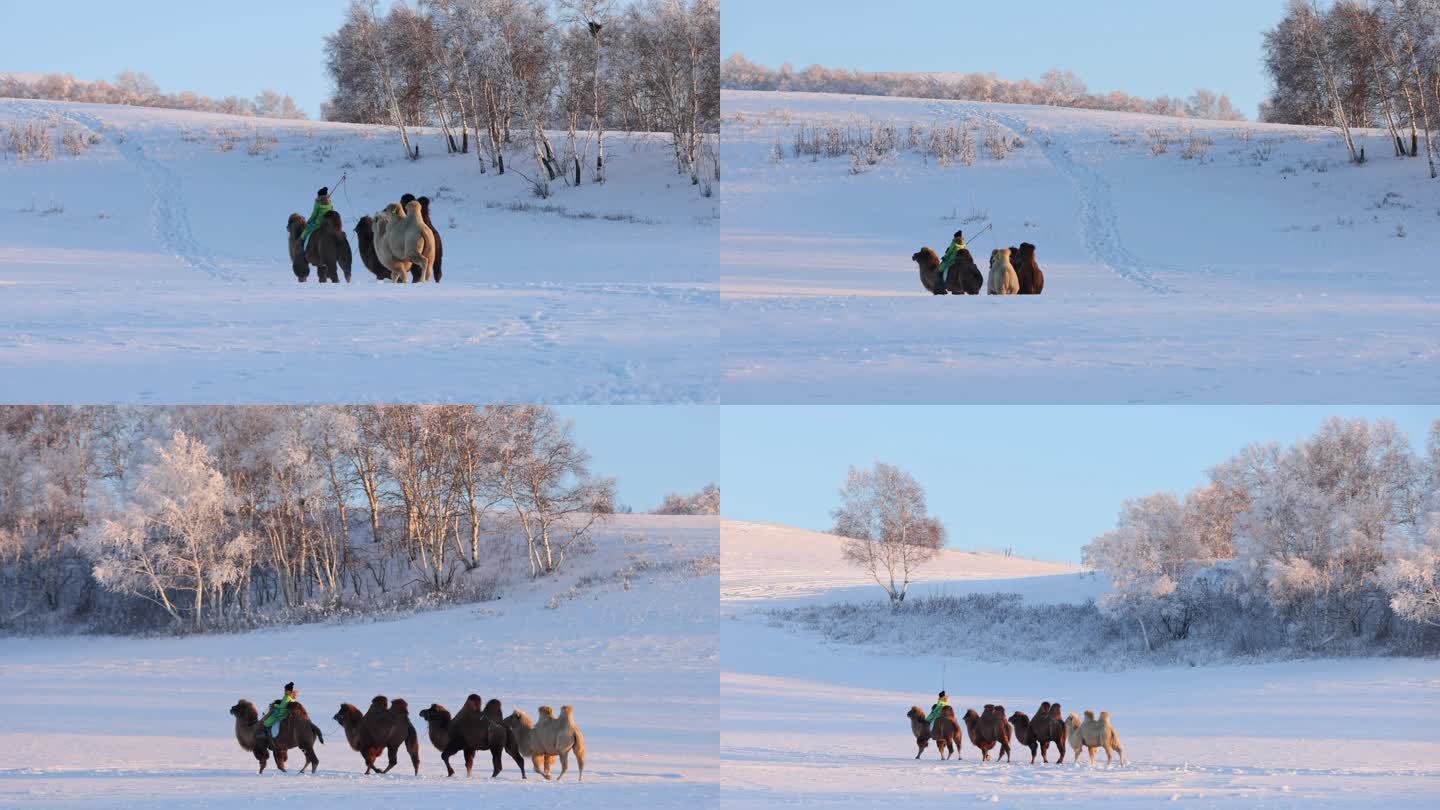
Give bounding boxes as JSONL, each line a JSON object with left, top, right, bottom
{"left": 507, "top": 709, "right": 534, "bottom": 730}
{"left": 334, "top": 703, "right": 362, "bottom": 727}
{"left": 418, "top": 704, "right": 450, "bottom": 725}
{"left": 1009, "top": 711, "right": 1029, "bottom": 730}
{"left": 383, "top": 203, "right": 403, "bottom": 219}
{"left": 230, "top": 699, "right": 258, "bottom": 723}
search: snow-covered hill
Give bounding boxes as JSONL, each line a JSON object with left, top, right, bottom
{"left": 721, "top": 519, "right": 1087, "bottom": 605}
{"left": 720, "top": 520, "right": 1440, "bottom": 808}
{"left": 0, "top": 99, "right": 718, "bottom": 403}
{"left": 721, "top": 90, "right": 1440, "bottom": 403}
{"left": 0, "top": 515, "right": 718, "bottom": 807}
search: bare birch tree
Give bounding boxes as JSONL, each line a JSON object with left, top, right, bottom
{"left": 831, "top": 462, "right": 945, "bottom": 605}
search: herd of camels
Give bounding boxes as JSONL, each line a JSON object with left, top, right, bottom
{"left": 908, "top": 701, "right": 1125, "bottom": 766}
{"left": 229, "top": 694, "right": 585, "bottom": 780}
{"left": 286, "top": 192, "right": 444, "bottom": 284}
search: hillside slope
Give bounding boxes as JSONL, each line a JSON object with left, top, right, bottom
{"left": 0, "top": 515, "right": 719, "bottom": 807}
{"left": 0, "top": 99, "right": 718, "bottom": 403}
{"left": 721, "top": 90, "right": 1440, "bottom": 403}
{"left": 721, "top": 519, "right": 1088, "bottom": 605}
{"left": 719, "top": 519, "right": 1440, "bottom": 808}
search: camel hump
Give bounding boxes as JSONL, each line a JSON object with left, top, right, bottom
{"left": 1084, "top": 710, "right": 1096, "bottom": 721}
{"left": 560, "top": 705, "right": 575, "bottom": 719}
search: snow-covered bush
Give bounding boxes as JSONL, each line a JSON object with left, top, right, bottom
{"left": 653, "top": 484, "right": 719, "bottom": 515}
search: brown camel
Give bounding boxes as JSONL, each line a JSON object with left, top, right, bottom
{"left": 906, "top": 706, "right": 932, "bottom": 759}
{"left": 333, "top": 696, "right": 421, "bottom": 775}
{"left": 930, "top": 704, "right": 964, "bottom": 761}
{"left": 1014, "top": 242, "right": 1045, "bottom": 294}
{"left": 230, "top": 699, "right": 323, "bottom": 774}
{"left": 418, "top": 694, "right": 527, "bottom": 778}
{"left": 963, "top": 704, "right": 1013, "bottom": 763}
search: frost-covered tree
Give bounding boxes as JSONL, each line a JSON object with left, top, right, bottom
{"left": 653, "top": 483, "right": 719, "bottom": 515}
{"left": 831, "top": 462, "right": 944, "bottom": 605}
{"left": 495, "top": 406, "right": 616, "bottom": 577}
{"left": 1083, "top": 491, "right": 1226, "bottom": 647}
{"left": 80, "top": 430, "right": 252, "bottom": 629}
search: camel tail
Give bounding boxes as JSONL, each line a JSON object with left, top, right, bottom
{"left": 312, "top": 722, "right": 325, "bottom": 744}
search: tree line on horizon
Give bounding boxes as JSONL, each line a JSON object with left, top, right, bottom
{"left": 0, "top": 70, "right": 308, "bottom": 120}
{"left": 720, "top": 54, "right": 1248, "bottom": 122}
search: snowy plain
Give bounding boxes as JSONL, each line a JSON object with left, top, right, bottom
{"left": 0, "top": 515, "right": 718, "bottom": 808}
{"left": 721, "top": 90, "right": 1440, "bottom": 403}
{"left": 0, "top": 99, "right": 718, "bottom": 403}
{"left": 720, "top": 519, "right": 1440, "bottom": 808}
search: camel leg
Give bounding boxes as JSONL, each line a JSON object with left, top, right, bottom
{"left": 407, "top": 733, "right": 421, "bottom": 775}
{"left": 547, "top": 754, "right": 558, "bottom": 778}
{"left": 557, "top": 750, "right": 569, "bottom": 782}
{"left": 574, "top": 747, "right": 584, "bottom": 782}
{"left": 464, "top": 748, "right": 475, "bottom": 777}
{"left": 490, "top": 746, "right": 502, "bottom": 778}
{"left": 380, "top": 744, "right": 399, "bottom": 774}
{"left": 915, "top": 740, "right": 924, "bottom": 760}
{"left": 274, "top": 748, "right": 288, "bottom": 772}
{"left": 302, "top": 743, "right": 318, "bottom": 774}
{"left": 504, "top": 736, "right": 526, "bottom": 778}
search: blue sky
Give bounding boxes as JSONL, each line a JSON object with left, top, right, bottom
{"left": 559, "top": 406, "right": 717, "bottom": 513}
{"left": 722, "top": 0, "right": 1289, "bottom": 119}
{"left": 0, "top": 0, "right": 370, "bottom": 119}
{"left": 721, "top": 407, "right": 1438, "bottom": 563}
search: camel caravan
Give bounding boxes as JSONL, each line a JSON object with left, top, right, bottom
{"left": 230, "top": 682, "right": 585, "bottom": 780}
{"left": 912, "top": 229, "right": 1045, "bottom": 296}
{"left": 287, "top": 187, "right": 445, "bottom": 284}
{"left": 907, "top": 692, "right": 1125, "bottom": 766}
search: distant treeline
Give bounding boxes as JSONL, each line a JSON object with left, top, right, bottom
{"left": 0, "top": 71, "right": 308, "bottom": 120}
{"left": 720, "top": 54, "right": 1247, "bottom": 122}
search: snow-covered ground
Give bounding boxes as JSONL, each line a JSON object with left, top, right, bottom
{"left": 721, "top": 90, "right": 1440, "bottom": 403}
{"left": 0, "top": 515, "right": 718, "bottom": 808}
{"left": 720, "top": 519, "right": 1440, "bottom": 808}
{"left": 0, "top": 99, "right": 718, "bottom": 403}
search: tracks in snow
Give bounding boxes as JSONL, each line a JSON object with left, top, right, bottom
{"left": 930, "top": 102, "right": 1176, "bottom": 295}
{"left": 60, "top": 109, "right": 239, "bottom": 282}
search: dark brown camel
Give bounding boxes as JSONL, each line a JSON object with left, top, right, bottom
{"left": 1014, "top": 242, "right": 1045, "bottom": 294}
{"left": 333, "top": 696, "right": 421, "bottom": 775}
{"left": 963, "top": 704, "right": 1013, "bottom": 763}
{"left": 418, "top": 695, "right": 527, "bottom": 778}
{"left": 230, "top": 698, "right": 324, "bottom": 774}
{"left": 353, "top": 216, "right": 390, "bottom": 281}
{"left": 287, "top": 211, "right": 353, "bottom": 283}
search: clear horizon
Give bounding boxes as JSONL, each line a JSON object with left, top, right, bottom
{"left": 721, "top": 406, "right": 1438, "bottom": 563}
{"left": 722, "top": 0, "right": 1288, "bottom": 120}
{"left": 0, "top": 0, "right": 390, "bottom": 120}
